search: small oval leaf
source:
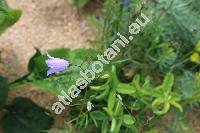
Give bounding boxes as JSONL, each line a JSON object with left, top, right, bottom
{"left": 117, "top": 83, "right": 136, "bottom": 95}
{"left": 123, "top": 114, "right": 135, "bottom": 125}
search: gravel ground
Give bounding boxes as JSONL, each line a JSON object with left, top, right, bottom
{"left": 0, "top": 0, "right": 95, "bottom": 82}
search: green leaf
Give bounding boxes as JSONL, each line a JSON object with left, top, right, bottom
{"left": 133, "top": 74, "right": 140, "bottom": 84}
{"left": 90, "top": 80, "right": 109, "bottom": 92}
{"left": 70, "top": 48, "right": 97, "bottom": 60}
{"left": 0, "top": 9, "right": 22, "bottom": 34}
{"left": 103, "top": 107, "right": 114, "bottom": 119}
{"left": 153, "top": 102, "right": 170, "bottom": 115}
{"left": 114, "top": 99, "right": 123, "bottom": 116}
{"left": 28, "top": 48, "right": 42, "bottom": 73}
{"left": 0, "top": 75, "right": 8, "bottom": 108}
{"left": 170, "top": 101, "right": 183, "bottom": 112}
{"left": 90, "top": 114, "right": 98, "bottom": 127}
{"left": 110, "top": 118, "right": 116, "bottom": 132}
{"left": 113, "top": 119, "right": 122, "bottom": 133}
{"left": 132, "top": 100, "right": 142, "bottom": 111}
{"left": 132, "top": 74, "right": 141, "bottom": 90}
{"left": 90, "top": 85, "right": 106, "bottom": 91}
{"left": 152, "top": 98, "right": 165, "bottom": 106}
{"left": 19, "top": 65, "right": 81, "bottom": 95}
{"left": 170, "top": 92, "right": 181, "bottom": 101}
{"left": 95, "top": 85, "right": 110, "bottom": 100}
{"left": 0, "top": 0, "right": 22, "bottom": 34}
{"left": 162, "top": 73, "right": 174, "bottom": 93}
{"left": 142, "top": 76, "right": 151, "bottom": 89}
{"left": 123, "top": 114, "right": 135, "bottom": 125}
{"left": 116, "top": 83, "right": 136, "bottom": 95}
{"left": 101, "top": 120, "right": 109, "bottom": 133}
{"left": 108, "top": 89, "right": 116, "bottom": 111}
{"left": 90, "top": 111, "right": 107, "bottom": 121}
{"left": 30, "top": 80, "right": 61, "bottom": 95}
{"left": 111, "top": 65, "right": 119, "bottom": 88}
{"left": 2, "top": 97, "right": 54, "bottom": 133}
{"left": 84, "top": 114, "right": 89, "bottom": 128}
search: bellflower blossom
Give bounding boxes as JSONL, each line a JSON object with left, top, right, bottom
{"left": 45, "top": 53, "right": 69, "bottom": 76}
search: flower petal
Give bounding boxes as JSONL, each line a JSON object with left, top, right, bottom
{"left": 47, "top": 66, "right": 65, "bottom": 76}
{"left": 45, "top": 54, "right": 69, "bottom": 76}
{"left": 46, "top": 58, "right": 69, "bottom": 69}
{"left": 47, "top": 68, "right": 57, "bottom": 76}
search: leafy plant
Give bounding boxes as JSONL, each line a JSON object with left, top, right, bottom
{"left": 0, "top": 0, "right": 22, "bottom": 34}
{"left": 60, "top": 65, "right": 182, "bottom": 132}
{"left": 11, "top": 48, "right": 98, "bottom": 95}
{"left": 1, "top": 0, "right": 200, "bottom": 132}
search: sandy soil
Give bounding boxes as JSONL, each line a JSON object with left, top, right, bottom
{"left": 0, "top": 0, "right": 95, "bottom": 82}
